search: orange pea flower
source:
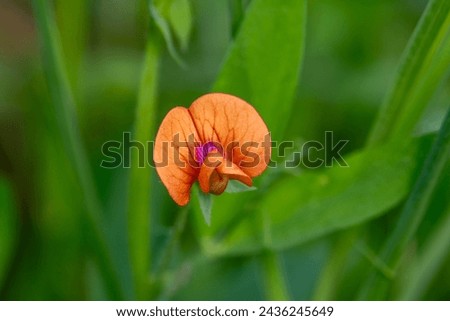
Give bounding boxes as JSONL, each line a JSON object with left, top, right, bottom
{"left": 153, "top": 93, "right": 271, "bottom": 206}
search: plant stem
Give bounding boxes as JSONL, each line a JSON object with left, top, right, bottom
{"left": 261, "top": 251, "right": 290, "bottom": 300}
{"left": 359, "top": 108, "right": 450, "bottom": 299}
{"left": 127, "top": 35, "right": 161, "bottom": 300}
{"left": 392, "top": 37, "right": 450, "bottom": 140}
{"left": 312, "top": 229, "right": 358, "bottom": 300}
{"left": 32, "top": 0, "right": 123, "bottom": 300}
{"left": 397, "top": 202, "right": 450, "bottom": 300}
{"left": 55, "top": 0, "right": 87, "bottom": 92}
{"left": 155, "top": 208, "right": 188, "bottom": 279}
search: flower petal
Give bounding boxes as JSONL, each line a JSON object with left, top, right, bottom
{"left": 217, "top": 160, "right": 252, "bottom": 187}
{"left": 197, "top": 152, "right": 224, "bottom": 194}
{"left": 198, "top": 152, "right": 252, "bottom": 195}
{"left": 153, "top": 107, "right": 200, "bottom": 206}
{"left": 188, "top": 93, "right": 271, "bottom": 177}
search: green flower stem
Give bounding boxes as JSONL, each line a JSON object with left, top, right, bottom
{"left": 312, "top": 229, "right": 359, "bottom": 300}
{"left": 32, "top": 0, "right": 123, "bottom": 299}
{"left": 261, "top": 251, "right": 290, "bottom": 300}
{"left": 127, "top": 35, "right": 161, "bottom": 300}
{"left": 367, "top": 0, "right": 450, "bottom": 146}
{"left": 359, "top": 108, "right": 450, "bottom": 299}
{"left": 155, "top": 208, "right": 188, "bottom": 280}
{"left": 397, "top": 202, "right": 450, "bottom": 299}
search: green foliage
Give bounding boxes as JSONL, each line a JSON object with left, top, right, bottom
{"left": 261, "top": 251, "right": 290, "bottom": 300}
{"left": 150, "top": 0, "right": 192, "bottom": 66}
{"left": 1, "top": 0, "right": 449, "bottom": 301}
{"left": 198, "top": 136, "right": 430, "bottom": 256}
{"left": 32, "top": 0, "right": 123, "bottom": 299}
{"left": 398, "top": 201, "right": 450, "bottom": 300}
{"left": 225, "top": 180, "right": 257, "bottom": 193}
{"left": 169, "top": 0, "right": 193, "bottom": 51}
{"left": 192, "top": 0, "right": 307, "bottom": 257}
{"left": 196, "top": 186, "right": 213, "bottom": 226}
{"left": 367, "top": 0, "right": 450, "bottom": 145}
{"left": 55, "top": 0, "right": 87, "bottom": 90}
{"left": 359, "top": 110, "right": 450, "bottom": 299}
{"left": 214, "top": 0, "right": 307, "bottom": 141}
{"left": 127, "top": 37, "right": 161, "bottom": 300}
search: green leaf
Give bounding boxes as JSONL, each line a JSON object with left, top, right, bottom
{"left": 261, "top": 251, "right": 290, "bottom": 300}
{"left": 149, "top": 0, "right": 187, "bottom": 67}
{"left": 0, "top": 177, "right": 17, "bottom": 287}
{"left": 213, "top": 0, "right": 307, "bottom": 141}
{"left": 397, "top": 203, "right": 450, "bottom": 300}
{"left": 392, "top": 42, "right": 450, "bottom": 140}
{"left": 55, "top": 0, "right": 87, "bottom": 91}
{"left": 229, "top": 0, "right": 245, "bottom": 37}
{"left": 127, "top": 37, "right": 161, "bottom": 299}
{"left": 395, "top": 159, "right": 450, "bottom": 300}
{"left": 367, "top": 0, "right": 450, "bottom": 146}
{"left": 193, "top": 0, "right": 307, "bottom": 249}
{"left": 196, "top": 187, "right": 213, "bottom": 226}
{"left": 169, "top": 0, "right": 192, "bottom": 51}
{"left": 359, "top": 109, "right": 450, "bottom": 299}
{"left": 200, "top": 136, "right": 431, "bottom": 256}
{"left": 32, "top": 0, "right": 124, "bottom": 299}
{"left": 225, "top": 180, "right": 257, "bottom": 193}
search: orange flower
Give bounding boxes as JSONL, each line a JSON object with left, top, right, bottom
{"left": 153, "top": 93, "right": 271, "bottom": 206}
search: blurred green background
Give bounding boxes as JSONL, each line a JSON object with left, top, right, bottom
{"left": 0, "top": 0, "right": 449, "bottom": 300}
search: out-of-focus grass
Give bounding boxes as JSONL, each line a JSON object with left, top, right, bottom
{"left": 127, "top": 35, "right": 161, "bottom": 300}
{"left": 32, "top": 0, "right": 123, "bottom": 299}
{"left": 0, "top": 0, "right": 449, "bottom": 300}
{"left": 368, "top": 0, "right": 450, "bottom": 146}
{"left": 359, "top": 109, "right": 450, "bottom": 299}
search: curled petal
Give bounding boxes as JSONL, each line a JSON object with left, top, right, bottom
{"left": 217, "top": 160, "right": 253, "bottom": 186}
{"left": 153, "top": 107, "right": 200, "bottom": 206}
{"left": 198, "top": 152, "right": 252, "bottom": 195}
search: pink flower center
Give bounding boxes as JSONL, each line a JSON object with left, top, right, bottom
{"left": 195, "top": 142, "right": 221, "bottom": 164}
